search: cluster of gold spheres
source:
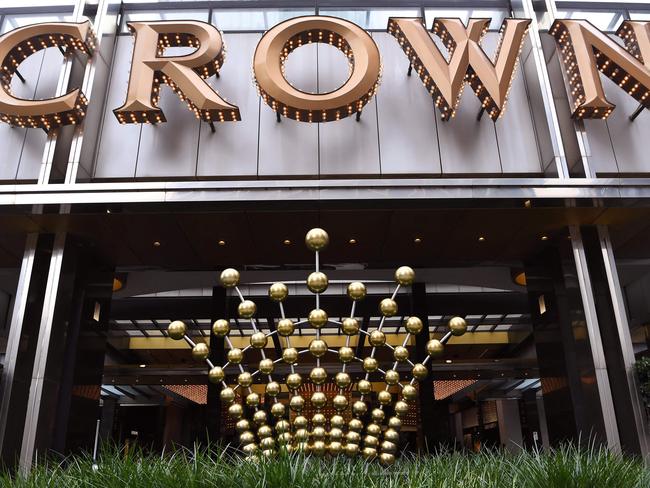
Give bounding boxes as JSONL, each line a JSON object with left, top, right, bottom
{"left": 168, "top": 228, "right": 467, "bottom": 465}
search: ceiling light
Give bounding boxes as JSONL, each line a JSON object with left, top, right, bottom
{"left": 414, "top": 237, "right": 422, "bottom": 244}
{"left": 112, "top": 277, "right": 124, "bottom": 292}
{"left": 218, "top": 240, "right": 226, "bottom": 246}
{"left": 541, "top": 235, "right": 549, "bottom": 241}
{"left": 445, "top": 359, "right": 452, "bottom": 364}
{"left": 153, "top": 241, "right": 161, "bottom": 247}
{"left": 478, "top": 236, "right": 486, "bottom": 242}
{"left": 106, "top": 208, "right": 111, "bottom": 214}
{"left": 283, "top": 239, "right": 291, "bottom": 245}
{"left": 139, "top": 364, "right": 146, "bottom": 368}
{"left": 513, "top": 271, "right": 526, "bottom": 286}
{"left": 349, "top": 238, "right": 357, "bottom": 245}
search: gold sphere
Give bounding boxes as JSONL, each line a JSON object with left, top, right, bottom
{"left": 331, "top": 415, "right": 345, "bottom": 429}
{"left": 363, "top": 357, "right": 378, "bottom": 373}
{"left": 312, "top": 413, "right": 327, "bottom": 426}
{"left": 257, "top": 425, "right": 272, "bottom": 439}
{"left": 309, "top": 339, "right": 328, "bottom": 358}
{"left": 412, "top": 363, "right": 428, "bottom": 381}
{"left": 310, "top": 367, "right": 327, "bottom": 385}
{"left": 246, "top": 393, "right": 260, "bottom": 407}
{"left": 366, "top": 423, "right": 381, "bottom": 437}
{"left": 286, "top": 373, "right": 302, "bottom": 390}
{"left": 378, "top": 390, "right": 392, "bottom": 405}
{"left": 269, "top": 282, "right": 288, "bottom": 302}
{"left": 338, "top": 346, "right": 354, "bottom": 363}
{"left": 240, "top": 431, "right": 255, "bottom": 446}
{"left": 208, "top": 366, "right": 224, "bottom": 384}
{"left": 259, "top": 358, "right": 274, "bottom": 375}
{"left": 405, "top": 316, "right": 423, "bottom": 334}
{"left": 290, "top": 395, "right": 305, "bottom": 412}
{"left": 312, "top": 440, "right": 326, "bottom": 456}
{"left": 220, "top": 387, "right": 235, "bottom": 404}
{"left": 379, "top": 452, "right": 395, "bottom": 466}
{"left": 346, "top": 431, "right": 361, "bottom": 444}
{"left": 220, "top": 268, "right": 240, "bottom": 288}
{"left": 329, "top": 441, "right": 342, "bottom": 456}
{"left": 308, "top": 308, "right": 328, "bottom": 328}
{"left": 168, "top": 320, "right": 186, "bottom": 340}
{"left": 352, "top": 400, "right": 367, "bottom": 417}
{"left": 282, "top": 347, "right": 298, "bottom": 364}
{"left": 394, "top": 401, "right": 409, "bottom": 417}
{"left": 312, "top": 426, "right": 326, "bottom": 441}
{"left": 362, "top": 447, "right": 377, "bottom": 460}
{"left": 357, "top": 379, "right": 372, "bottom": 395}
{"left": 305, "top": 228, "right": 329, "bottom": 251}
{"left": 253, "top": 410, "right": 267, "bottom": 425}
{"left": 307, "top": 271, "right": 328, "bottom": 293}
{"left": 266, "top": 381, "right": 280, "bottom": 397}
{"left": 192, "top": 343, "right": 210, "bottom": 361}
{"left": 294, "top": 428, "right": 309, "bottom": 442}
{"left": 335, "top": 372, "right": 351, "bottom": 389}
{"left": 278, "top": 431, "right": 292, "bottom": 445}
{"left": 329, "top": 428, "right": 343, "bottom": 442}
{"left": 238, "top": 372, "right": 253, "bottom": 388}
{"left": 347, "top": 281, "right": 367, "bottom": 301}
{"left": 371, "top": 408, "right": 385, "bottom": 423}
{"left": 211, "top": 319, "right": 229, "bottom": 337}
{"left": 402, "top": 384, "right": 418, "bottom": 402}
{"left": 384, "top": 369, "right": 400, "bottom": 385}
{"left": 395, "top": 266, "right": 415, "bottom": 286}
{"left": 381, "top": 440, "right": 397, "bottom": 454}
{"left": 250, "top": 331, "right": 267, "bottom": 349}
{"left": 238, "top": 300, "right": 256, "bottom": 319}
{"left": 384, "top": 428, "right": 399, "bottom": 444}
{"left": 227, "top": 347, "right": 243, "bottom": 364}
{"left": 393, "top": 346, "right": 409, "bottom": 362}
{"left": 228, "top": 403, "right": 243, "bottom": 419}
{"left": 276, "top": 420, "right": 290, "bottom": 433}
{"left": 333, "top": 395, "right": 348, "bottom": 411}
{"left": 260, "top": 437, "right": 275, "bottom": 451}
{"left": 242, "top": 443, "right": 257, "bottom": 456}
{"left": 364, "top": 435, "right": 379, "bottom": 448}
{"left": 388, "top": 417, "right": 402, "bottom": 431}
{"left": 369, "top": 330, "right": 386, "bottom": 346}
{"left": 449, "top": 316, "right": 467, "bottom": 336}
{"left": 426, "top": 339, "right": 444, "bottom": 357}
{"left": 380, "top": 298, "right": 398, "bottom": 317}
{"left": 294, "top": 416, "right": 308, "bottom": 429}
{"left": 311, "top": 391, "right": 327, "bottom": 409}
{"left": 236, "top": 419, "right": 251, "bottom": 433}
{"left": 345, "top": 443, "right": 359, "bottom": 457}
{"left": 277, "top": 318, "right": 294, "bottom": 336}
{"left": 341, "top": 317, "right": 359, "bottom": 335}
{"left": 271, "top": 402, "right": 286, "bottom": 418}
{"left": 349, "top": 418, "right": 364, "bottom": 432}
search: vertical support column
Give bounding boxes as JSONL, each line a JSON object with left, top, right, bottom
{"left": 496, "top": 399, "right": 524, "bottom": 453}
{"left": 206, "top": 286, "right": 226, "bottom": 442}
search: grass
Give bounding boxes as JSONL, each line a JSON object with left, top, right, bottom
{"left": 1, "top": 442, "right": 648, "bottom": 488}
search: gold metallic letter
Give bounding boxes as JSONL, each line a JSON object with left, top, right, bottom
{"left": 550, "top": 19, "right": 650, "bottom": 119}
{"left": 253, "top": 16, "right": 381, "bottom": 122}
{"left": 114, "top": 21, "right": 240, "bottom": 124}
{"left": 0, "top": 21, "right": 94, "bottom": 130}
{"left": 388, "top": 17, "right": 530, "bottom": 121}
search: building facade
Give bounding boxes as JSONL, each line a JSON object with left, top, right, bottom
{"left": 0, "top": 0, "right": 648, "bottom": 471}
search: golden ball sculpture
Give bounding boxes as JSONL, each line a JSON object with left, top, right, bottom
{"left": 286, "top": 372, "right": 302, "bottom": 390}
{"left": 276, "top": 318, "right": 294, "bottom": 336}
{"left": 312, "top": 440, "right": 326, "bottom": 456}
{"left": 257, "top": 425, "right": 273, "bottom": 439}
{"left": 192, "top": 343, "right": 209, "bottom": 361}
{"left": 402, "top": 384, "right": 418, "bottom": 402}
{"left": 250, "top": 331, "right": 267, "bottom": 349}
{"left": 341, "top": 317, "right": 359, "bottom": 335}
{"left": 253, "top": 410, "right": 267, "bottom": 425}
{"left": 379, "top": 453, "right": 395, "bottom": 466}
{"left": 394, "top": 401, "right": 409, "bottom": 417}
{"left": 378, "top": 390, "right": 392, "bottom": 405}
{"left": 335, "top": 372, "right": 351, "bottom": 389}
{"left": 388, "top": 417, "right": 402, "bottom": 431}
{"left": 271, "top": 402, "right": 286, "bottom": 418}
{"left": 357, "top": 379, "right": 372, "bottom": 395}
{"left": 412, "top": 363, "right": 428, "bottom": 381}
{"left": 329, "top": 441, "right": 342, "bottom": 456}
{"left": 220, "top": 387, "right": 235, "bottom": 404}
{"left": 379, "top": 298, "right": 398, "bottom": 317}
{"left": 227, "top": 347, "right": 243, "bottom": 364}
{"left": 381, "top": 441, "right": 398, "bottom": 455}
{"left": 276, "top": 420, "right": 290, "bottom": 433}
{"left": 312, "top": 413, "right": 326, "bottom": 426}
{"left": 449, "top": 316, "right": 468, "bottom": 336}
{"left": 211, "top": 319, "right": 229, "bottom": 337}
{"left": 168, "top": 320, "right": 186, "bottom": 340}
{"left": 362, "top": 447, "right": 377, "bottom": 460}
{"left": 349, "top": 418, "right": 364, "bottom": 432}
{"left": 384, "top": 428, "right": 399, "bottom": 444}
{"left": 369, "top": 330, "right": 386, "bottom": 346}
{"left": 331, "top": 415, "right": 345, "bottom": 429}
{"left": 290, "top": 395, "right": 305, "bottom": 412}
{"left": 345, "top": 443, "right": 360, "bottom": 457}
{"left": 238, "top": 300, "right": 256, "bottom": 319}
{"left": 329, "top": 428, "right": 343, "bottom": 441}
{"left": 405, "top": 316, "right": 423, "bottom": 334}
{"left": 366, "top": 423, "right": 381, "bottom": 437}
{"left": 236, "top": 419, "right": 251, "bottom": 433}
{"left": 293, "top": 415, "right": 308, "bottom": 429}
{"left": 308, "top": 308, "right": 328, "bottom": 328}
{"left": 282, "top": 347, "right": 298, "bottom": 364}
{"left": 364, "top": 435, "right": 379, "bottom": 448}
{"left": 347, "top": 281, "right": 367, "bottom": 301}
{"left": 363, "top": 357, "right": 378, "bottom": 373}
{"left": 266, "top": 381, "right": 280, "bottom": 397}
{"left": 338, "top": 346, "right": 355, "bottom": 363}
{"left": 260, "top": 437, "right": 275, "bottom": 450}
{"left": 426, "top": 339, "right": 444, "bottom": 357}
{"left": 312, "top": 426, "right": 326, "bottom": 440}
{"left": 294, "top": 429, "right": 309, "bottom": 442}
{"left": 384, "top": 369, "right": 400, "bottom": 385}
{"left": 333, "top": 394, "right": 349, "bottom": 411}
{"left": 393, "top": 346, "right": 409, "bottom": 362}
{"left": 311, "top": 391, "right": 327, "bottom": 409}
{"left": 246, "top": 393, "right": 260, "bottom": 407}
{"left": 305, "top": 228, "right": 329, "bottom": 251}
{"left": 228, "top": 403, "right": 243, "bottom": 419}
{"left": 238, "top": 372, "right": 253, "bottom": 388}
{"left": 394, "top": 265, "right": 415, "bottom": 286}
{"left": 268, "top": 282, "right": 288, "bottom": 302}
{"left": 242, "top": 443, "right": 257, "bottom": 456}
{"left": 240, "top": 431, "right": 255, "bottom": 445}
{"left": 352, "top": 400, "right": 367, "bottom": 416}
{"left": 307, "top": 271, "right": 328, "bottom": 293}
{"left": 208, "top": 366, "right": 224, "bottom": 384}
{"left": 309, "top": 339, "right": 328, "bottom": 358}
{"left": 220, "top": 268, "right": 240, "bottom": 288}
{"left": 346, "top": 431, "right": 361, "bottom": 444}
{"left": 371, "top": 408, "right": 385, "bottom": 423}
{"left": 310, "top": 367, "right": 328, "bottom": 385}
{"left": 259, "top": 358, "right": 274, "bottom": 375}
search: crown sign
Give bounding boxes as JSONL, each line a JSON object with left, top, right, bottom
{"left": 169, "top": 228, "right": 467, "bottom": 465}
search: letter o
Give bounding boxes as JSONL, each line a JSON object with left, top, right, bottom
{"left": 253, "top": 16, "right": 381, "bottom": 122}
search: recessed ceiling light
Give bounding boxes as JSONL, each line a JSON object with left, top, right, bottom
{"left": 541, "top": 235, "right": 549, "bottom": 241}
{"left": 106, "top": 208, "right": 111, "bottom": 214}
{"left": 524, "top": 200, "right": 532, "bottom": 208}
{"left": 478, "top": 236, "right": 486, "bottom": 242}
{"left": 414, "top": 237, "right": 422, "bottom": 244}
{"left": 349, "top": 238, "right": 357, "bottom": 245}
{"left": 218, "top": 240, "right": 226, "bottom": 246}
{"left": 445, "top": 359, "right": 452, "bottom": 364}
{"left": 283, "top": 239, "right": 291, "bottom": 245}
{"left": 153, "top": 241, "right": 161, "bottom": 247}
{"left": 139, "top": 364, "right": 146, "bottom": 368}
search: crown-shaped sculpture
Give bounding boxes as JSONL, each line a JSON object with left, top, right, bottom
{"left": 168, "top": 228, "right": 467, "bottom": 465}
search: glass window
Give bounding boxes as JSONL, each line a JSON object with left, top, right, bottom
{"left": 425, "top": 9, "right": 509, "bottom": 30}
{"left": 212, "top": 9, "right": 315, "bottom": 32}
{"left": 122, "top": 9, "right": 209, "bottom": 33}
{"left": 2, "top": 13, "right": 75, "bottom": 34}
{"left": 319, "top": 8, "right": 420, "bottom": 30}
{"left": 630, "top": 12, "right": 650, "bottom": 21}
{"left": 555, "top": 10, "right": 624, "bottom": 31}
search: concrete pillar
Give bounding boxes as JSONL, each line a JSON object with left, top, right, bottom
{"left": 496, "top": 399, "right": 524, "bottom": 453}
